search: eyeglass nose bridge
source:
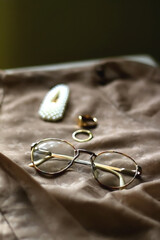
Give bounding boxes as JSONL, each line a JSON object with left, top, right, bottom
{"left": 74, "top": 149, "right": 97, "bottom": 158}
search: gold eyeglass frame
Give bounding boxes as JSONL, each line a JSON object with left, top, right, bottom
{"left": 30, "top": 138, "right": 142, "bottom": 190}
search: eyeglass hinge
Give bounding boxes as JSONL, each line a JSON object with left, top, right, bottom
{"left": 31, "top": 142, "right": 37, "bottom": 150}
{"left": 137, "top": 166, "right": 142, "bottom": 176}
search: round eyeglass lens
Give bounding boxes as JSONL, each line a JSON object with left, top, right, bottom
{"left": 93, "top": 151, "right": 137, "bottom": 189}
{"left": 32, "top": 139, "right": 75, "bottom": 174}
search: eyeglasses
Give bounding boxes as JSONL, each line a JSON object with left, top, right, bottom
{"left": 29, "top": 138, "right": 142, "bottom": 190}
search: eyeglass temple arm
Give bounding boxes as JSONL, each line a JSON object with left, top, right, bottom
{"left": 29, "top": 152, "right": 125, "bottom": 187}
{"left": 29, "top": 151, "right": 139, "bottom": 177}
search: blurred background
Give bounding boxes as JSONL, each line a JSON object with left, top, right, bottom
{"left": 0, "top": 0, "right": 160, "bottom": 69}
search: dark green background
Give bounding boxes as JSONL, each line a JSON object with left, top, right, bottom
{"left": 0, "top": 0, "right": 160, "bottom": 69}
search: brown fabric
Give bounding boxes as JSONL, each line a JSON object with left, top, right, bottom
{"left": 0, "top": 59, "right": 160, "bottom": 240}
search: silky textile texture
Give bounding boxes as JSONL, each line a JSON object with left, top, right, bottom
{"left": 0, "top": 59, "right": 160, "bottom": 240}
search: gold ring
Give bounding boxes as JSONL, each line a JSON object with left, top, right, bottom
{"left": 72, "top": 129, "right": 93, "bottom": 142}
{"left": 77, "top": 115, "right": 98, "bottom": 128}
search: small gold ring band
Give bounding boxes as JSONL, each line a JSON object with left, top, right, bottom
{"left": 72, "top": 129, "right": 93, "bottom": 142}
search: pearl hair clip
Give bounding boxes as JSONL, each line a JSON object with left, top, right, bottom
{"left": 39, "top": 84, "right": 69, "bottom": 121}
